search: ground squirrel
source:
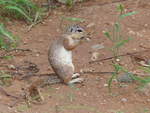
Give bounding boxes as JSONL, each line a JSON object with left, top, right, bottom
{"left": 27, "top": 25, "right": 88, "bottom": 100}
{"left": 48, "top": 25, "right": 89, "bottom": 85}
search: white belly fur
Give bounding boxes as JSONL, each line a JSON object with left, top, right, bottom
{"left": 53, "top": 46, "right": 72, "bottom": 65}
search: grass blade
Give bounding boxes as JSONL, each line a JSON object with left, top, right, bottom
{"left": 0, "top": 24, "right": 16, "bottom": 42}
{"left": 62, "top": 16, "right": 85, "bottom": 22}
{"left": 0, "top": 24, "right": 18, "bottom": 49}
{"left": 5, "top": 5, "right": 33, "bottom": 22}
{"left": 104, "top": 31, "right": 112, "bottom": 41}
{"left": 120, "top": 11, "right": 137, "bottom": 19}
{"left": 113, "top": 37, "right": 132, "bottom": 48}
{"left": 140, "top": 67, "right": 150, "bottom": 73}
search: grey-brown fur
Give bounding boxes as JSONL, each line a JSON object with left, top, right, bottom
{"left": 48, "top": 26, "right": 88, "bottom": 85}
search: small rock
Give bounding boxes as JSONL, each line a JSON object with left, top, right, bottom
{"left": 91, "top": 52, "right": 100, "bottom": 61}
{"left": 55, "top": 87, "right": 60, "bottom": 90}
{"left": 147, "top": 60, "right": 150, "bottom": 65}
{"left": 56, "top": 29, "right": 60, "bottom": 32}
{"left": 147, "top": 99, "right": 150, "bottom": 102}
{"left": 129, "top": 30, "right": 136, "bottom": 35}
{"left": 57, "top": 0, "right": 81, "bottom": 4}
{"left": 117, "top": 72, "right": 134, "bottom": 83}
{"left": 121, "top": 98, "right": 127, "bottom": 102}
{"left": 23, "top": 41, "right": 27, "bottom": 45}
{"left": 137, "top": 32, "right": 143, "bottom": 37}
{"left": 104, "top": 84, "right": 108, "bottom": 87}
{"left": 116, "top": 58, "right": 120, "bottom": 62}
{"left": 35, "top": 54, "right": 40, "bottom": 57}
{"left": 139, "top": 83, "right": 150, "bottom": 96}
{"left": 144, "top": 24, "right": 148, "bottom": 27}
{"left": 83, "top": 93, "right": 87, "bottom": 97}
{"left": 86, "top": 23, "right": 95, "bottom": 28}
{"left": 91, "top": 44, "right": 104, "bottom": 50}
{"left": 8, "top": 65, "right": 16, "bottom": 70}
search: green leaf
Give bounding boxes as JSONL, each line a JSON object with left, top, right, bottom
{"left": 0, "top": 37, "right": 8, "bottom": 49}
{"left": 62, "top": 16, "right": 85, "bottom": 22}
{"left": 114, "top": 22, "right": 120, "bottom": 32}
{"left": 120, "top": 11, "right": 137, "bottom": 19}
{"left": 0, "top": 74, "right": 11, "bottom": 78}
{"left": 117, "top": 4, "right": 124, "bottom": 13}
{"left": 2, "top": 55, "right": 13, "bottom": 60}
{"left": 104, "top": 31, "right": 112, "bottom": 41}
{"left": 140, "top": 66, "right": 150, "bottom": 73}
{"left": 0, "top": 24, "right": 18, "bottom": 49}
{"left": 0, "top": 24, "right": 16, "bottom": 42}
{"left": 5, "top": 5, "right": 33, "bottom": 22}
{"left": 129, "top": 74, "right": 150, "bottom": 84}
{"left": 108, "top": 72, "right": 116, "bottom": 92}
{"left": 113, "top": 37, "right": 132, "bottom": 48}
{"left": 66, "top": 0, "right": 74, "bottom": 6}
{"left": 113, "top": 63, "right": 123, "bottom": 73}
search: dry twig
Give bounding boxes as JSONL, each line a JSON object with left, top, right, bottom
{"left": 89, "top": 49, "right": 150, "bottom": 64}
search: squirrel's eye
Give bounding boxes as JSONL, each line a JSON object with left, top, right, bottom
{"left": 77, "top": 29, "right": 83, "bottom": 32}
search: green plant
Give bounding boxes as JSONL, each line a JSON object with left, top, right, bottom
{"left": 66, "top": 0, "right": 74, "bottom": 7}
{"left": 0, "top": 23, "right": 18, "bottom": 49}
{"left": 108, "top": 63, "right": 150, "bottom": 91}
{"left": 17, "top": 104, "right": 30, "bottom": 112}
{"left": 60, "top": 16, "right": 85, "bottom": 31}
{"left": 104, "top": 4, "right": 137, "bottom": 59}
{"left": 58, "top": 105, "right": 101, "bottom": 113}
{"left": 103, "top": 4, "right": 137, "bottom": 92}
{"left": 0, "top": 0, "right": 43, "bottom": 24}
{"left": 118, "top": 66, "right": 150, "bottom": 88}
{"left": 108, "top": 63, "right": 122, "bottom": 92}
{"left": 0, "top": 71, "right": 12, "bottom": 86}
{"left": 62, "top": 16, "right": 85, "bottom": 22}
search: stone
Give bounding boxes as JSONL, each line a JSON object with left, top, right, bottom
{"left": 117, "top": 72, "right": 134, "bottom": 83}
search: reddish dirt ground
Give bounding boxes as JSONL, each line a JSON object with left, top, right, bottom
{"left": 0, "top": 0, "right": 150, "bottom": 113}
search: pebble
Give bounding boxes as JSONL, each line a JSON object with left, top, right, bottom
{"left": 35, "top": 53, "right": 40, "bottom": 57}
{"left": 86, "top": 23, "right": 95, "bottom": 28}
{"left": 104, "top": 84, "right": 108, "bottom": 87}
{"left": 147, "top": 60, "right": 150, "bottom": 65}
{"left": 57, "top": 0, "right": 80, "bottom": 4}
{"left": 55, "top": 87, "right": 60, "bottom": 90}
{"left": 8, "top": 65, "right": 16, "bottom": 70}
{"left": 147, "top": 99, "right": 150, "bottom": 102}
{"left": 91, "top": 52, "right": 100, "bottom": 61}
{"left": 139, "top": 83, "right": 150, "bottom": 96}
{"left": 129, "top": 30, "right": 136, "bottom": 35}
{"left": 137, "top": 32, "right": 143, "bottom": 37}
{"left": 121, "top": 98, "right": 127, "bottom": 102}
{"left": 83, "top": 93, "right": 87, "bottom": 97}
{"left": 23, "top": 41, "right": 27, "bottom": 45}
{"left": 144, "top": 24, "right": 148, "bottom": 27}
{"left": 91, "top": 44, "right": 104, "bottom": 50}
{"left": 116, "top": 58, "right": 120, "bottom": 62}
{"left": 117, "top": 72, "right": 134, "bottom": 83}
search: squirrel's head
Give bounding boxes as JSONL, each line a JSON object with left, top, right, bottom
{"left": 67, "top": 25, "right": 85, "bottom": 33}
{"left": 62, "top": 25, "right": 90, "bottom": 50}
{"left": 66, "top": 25, "right": 90, "bottom": 42}
{"left": 67, "top": 32, "right": 87, "bottom": 43}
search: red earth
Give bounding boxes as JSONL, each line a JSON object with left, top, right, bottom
{"left": 0, "top": 0, "right": 150, "bottom": 113}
